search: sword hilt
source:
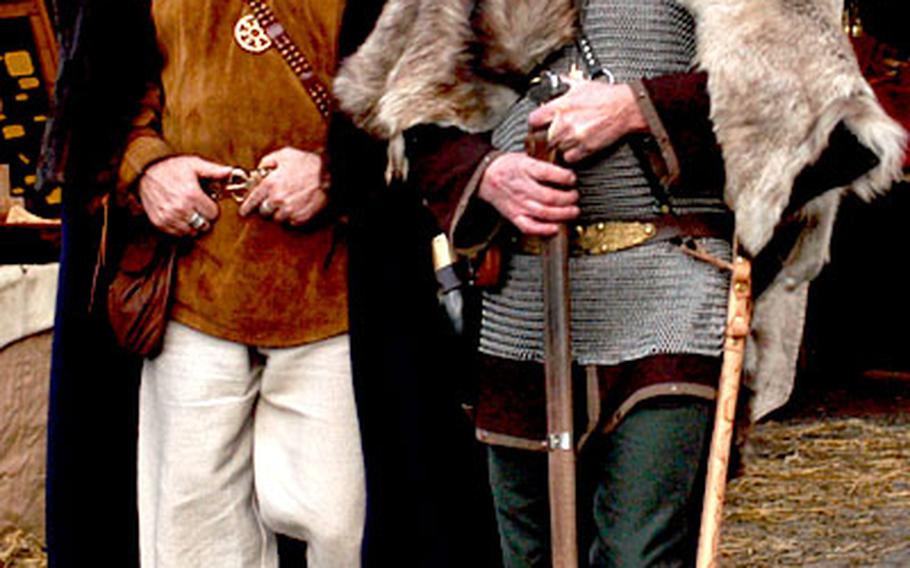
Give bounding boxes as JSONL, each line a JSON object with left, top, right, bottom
{"left": 527, "top": 70, "right": 570, "bottom": 106}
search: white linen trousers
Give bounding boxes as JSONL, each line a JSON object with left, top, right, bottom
{"left": 138, "top": 321, "right": 365, "bottom": 567}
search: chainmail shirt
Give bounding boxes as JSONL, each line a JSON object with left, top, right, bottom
{"left": 480, "top": 0, "right": 732, "bottom": 365}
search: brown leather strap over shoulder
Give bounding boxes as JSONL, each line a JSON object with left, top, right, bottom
{"left": 242, "top": 0, "right": 333, "bottom": 120}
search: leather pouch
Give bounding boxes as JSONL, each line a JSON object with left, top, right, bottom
{"left": 106, "top": 218, "right": 177, "bottom": 358}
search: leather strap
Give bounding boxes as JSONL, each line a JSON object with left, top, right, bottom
{"left": 242, "top": 0, "right": 333, "bottom": 120}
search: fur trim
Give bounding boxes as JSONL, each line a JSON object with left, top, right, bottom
{"left": 334, "top": 0, "right": 576, "bottom": 179}
{"left": 473, "top": 0, "right": 578, "bottom": 78}
{"left": 681, "top": 0, "right": 907, "bottom": 258}
{"left": 681, "top": 0, "right": 907, "bottom": 420}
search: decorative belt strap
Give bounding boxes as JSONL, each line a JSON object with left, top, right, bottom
{"left": 514, "top": 215, "right": 732, "bottom": 256}
{"left": 237, "top": 0, "right": 333, "bottom": 120}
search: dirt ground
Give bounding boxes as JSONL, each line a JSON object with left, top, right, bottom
{"left": 720, "top": 376, "right": 910, "bottom": 567}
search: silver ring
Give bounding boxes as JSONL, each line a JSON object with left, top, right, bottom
{"left": 187, "top": 211, "right": 207, "bottom": 230}
{"left": 259, "top": 199, "right": 276, "bottom": 216}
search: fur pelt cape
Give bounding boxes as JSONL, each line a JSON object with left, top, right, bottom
{"left": 334, "top": 0, "right": 907, "bottom": 419}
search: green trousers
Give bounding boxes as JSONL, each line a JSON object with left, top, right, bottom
{"left": 488, "top": 396, "right": 713, "bottom": 568}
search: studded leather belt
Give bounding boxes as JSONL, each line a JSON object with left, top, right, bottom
{"left": 513, "top": 214, "right": 732, "bottom": 256}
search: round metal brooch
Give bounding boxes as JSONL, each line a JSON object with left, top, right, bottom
{"left": 234, "top": 14, "right": 272, "bottom": 54}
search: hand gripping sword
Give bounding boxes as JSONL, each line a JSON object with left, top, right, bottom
{"left": 526, "top": 70, "right": 577, "bottom": 568}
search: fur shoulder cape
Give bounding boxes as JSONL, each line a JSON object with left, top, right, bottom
{"left": 334, "top": 0, "right": 907, "bottom": 419}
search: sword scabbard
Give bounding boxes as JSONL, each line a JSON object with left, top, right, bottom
{"left": 526, "top": 121, "right": 579, "bottom": 568}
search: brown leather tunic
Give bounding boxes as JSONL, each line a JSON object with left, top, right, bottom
{"left": 119, "top": 0, "right": 347, "bottom": 346}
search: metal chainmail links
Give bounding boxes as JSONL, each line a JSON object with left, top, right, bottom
{"left": 481, "top": 0, "right": 731, "bottom": 365}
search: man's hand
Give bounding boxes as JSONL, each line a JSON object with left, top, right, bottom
{"left": 528, "top": 80, "right": 648, "bottom": 164}
{"left": 238, "top": 147, "right": 327, "bottom": 226}
{"left": 478, "top": 152, "right": 579, "bottom": 236}
{"left": 138, "top": 156, "right": 231, "bottom": 237}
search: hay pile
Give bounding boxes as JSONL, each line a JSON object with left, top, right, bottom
{"left": 0, "top": 529, "right": 46, "bottom": 568}
{"left": 720, "top": 416, "right": 910, "bottom": 567}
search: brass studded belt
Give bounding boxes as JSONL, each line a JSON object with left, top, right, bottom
{"left": 513, "top": 214, "right": 732, "bottom": 256}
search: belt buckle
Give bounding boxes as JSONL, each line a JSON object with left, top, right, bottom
{"left": 574, "top": 221, "right": 657, "bottom": 255}
{"left": 516, "top": 220, "right": 659, "bottom": 256}
{"left": 209, "top": 166, "right": 274, "bottom": 203}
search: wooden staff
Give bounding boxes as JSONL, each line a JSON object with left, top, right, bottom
{"left": 526, "top": 71, "right": 577, "bottom": 568}
{"left": 696, "top": 252, "right": 752, "bottom": 568}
